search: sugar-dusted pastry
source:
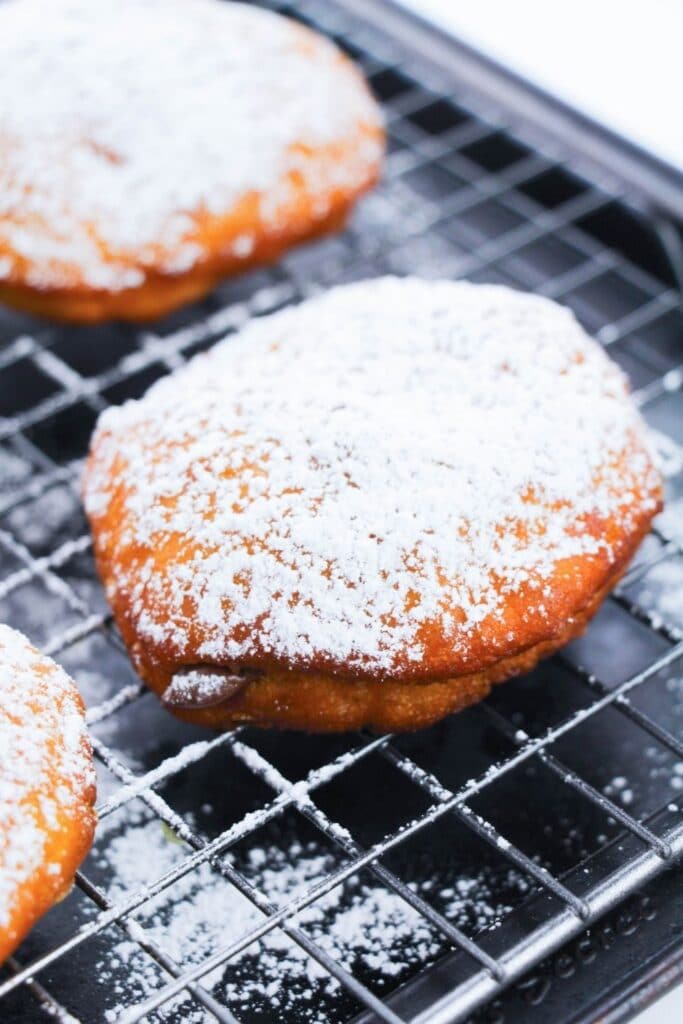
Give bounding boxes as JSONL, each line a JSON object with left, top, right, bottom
{"left": 0, "top": 625, "right": 96, "bottom": 963}
{"left": 83, "top": 278, "right": 662, "bottom": 732}
{"left": 0, "top": 0, "right": 383, "bottom": 323}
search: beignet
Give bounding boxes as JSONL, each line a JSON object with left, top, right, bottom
{"left": 83, "top": 278, "right": 661, "bottom": 730}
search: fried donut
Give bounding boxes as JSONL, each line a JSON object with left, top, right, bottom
{"left": 0, "top": 625, "right": 96, "bottom": 964}
{"left": 83, "top": 278, "right": 662, "bottom": 732}
{"left": 0, "top": 0, "right": 383, "bottom": 324}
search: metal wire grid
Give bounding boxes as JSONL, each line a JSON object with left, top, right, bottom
{"left": 0, "top": 0, "right": 682, "bottom": 1021}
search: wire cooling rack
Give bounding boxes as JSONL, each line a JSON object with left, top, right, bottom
{"left": 1, "top": 1, "right": 683, "bottom": 1022}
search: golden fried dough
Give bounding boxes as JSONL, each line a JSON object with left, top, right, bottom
{"left": 0, "top": 0, "right": 383, "bottom": 323}
{"left": 83, "top": 278, "right": 662, "bottom": 731}
{"left": 0, "top": 626, "right": 96, "bottom": 963}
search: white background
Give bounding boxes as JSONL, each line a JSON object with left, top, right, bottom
{"left": 404, "top": 2, "right": 683, "bottom": 1022}
{"left": 404, "top": 0, "right": 683, "bottom": 170}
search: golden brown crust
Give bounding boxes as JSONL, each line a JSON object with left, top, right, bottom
{"left": 0, "top": 627, "right": 96, "bottom": 964}
{"left": 0, "top": 2, "right": 384, "bottom": 324}
{"left": 0, "top": 790, "right": 95, "bottom": 966}
{"left": 108, "top": 514, "right": 654, "bottom": 733}
{"left": 88, "top": 429, "right": 661, "bottom": 692}
{"left": 0, "top": 135, "right": 381, "bottom": 325}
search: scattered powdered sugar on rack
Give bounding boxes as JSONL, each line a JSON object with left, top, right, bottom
{"left": 0, "top": 0, "right": 382, "bottom": 290}
{"left": 603, "top": 775, "right": 634, "bottom": 807}
{"left": 632, "top": 556, "right": 683, "bottom": 638}
{"left": 0, "top": 624, "right": 95, "bottom": 942}
{"left": 0, "top": 446, "right": 33, "bottom": 494}
{"left": 84, "top": 277, "right": 660, "bottom": 684}
{"left": 657, "top": 495, "right": 683, "bottom": 546}
{"left": 671, "top": 762, "right": 683, "bottom": 792}
{"left": 91, "top": 804, "right": 529, "bottom": 1022}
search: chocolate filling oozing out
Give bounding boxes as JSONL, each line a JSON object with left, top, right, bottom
{"left": 161, "top": 665, "right": 263, "bottom": 710}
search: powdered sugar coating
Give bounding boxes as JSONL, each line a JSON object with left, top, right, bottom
{"left": 0, "top": 0, "right": 382, "bottom": 290}
{"left": 0, "top": 624, "right": 95, "bottom": 946}
{"left": 84, "top": 277, "right": 660, "bottom": 680}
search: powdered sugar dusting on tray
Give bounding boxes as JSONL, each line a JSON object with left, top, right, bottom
{"left": 92, "top": 806, "right": 529, "bottom": 1022}
{"left": 0, "top": 0, "right": 382, "bottom": 290}
{"left": 0, "top": 624, "right": 95, "bottom": 939}
{"left": 84, "top": 277, "right": 660, "bottom": 679}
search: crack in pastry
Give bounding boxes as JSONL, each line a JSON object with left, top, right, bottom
{"left": 0, "top": 0, "right": 384, "bottom": 323}
{"left": 161, "top": 665, "right": 263, "bottom": 710}
{"left": 83, "top": 277, "right": 662, "bottom": 732}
